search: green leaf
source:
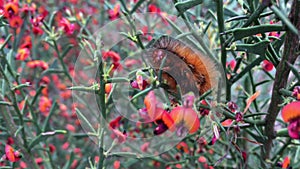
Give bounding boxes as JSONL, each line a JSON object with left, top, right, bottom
{"left": 62, "top": 152, "right": 75, "bottom": 169}
{"left": 28, "top": 130, "right": 67, "bottom": 150}
{"left": 42, "top": 101, "right": 58, "bottom": 131}
{"left": 225, "top": 25, "right": 284, "bottom": 41}
{"left": 61, "top": 44, "right": 74, "bottom": 58}
{"left": 234, "top": 40, "right": 270, "bottom": 56}
{"left": 75, "top": 108, "right": 97, "bottom": 134}
{"left": 246, "top": 128, "right": 266, "bottom": 143}
{"left": 0, "top": 34, "right": 12, "bottom": 51}
{"left": 48, "top": 11, "right": 57, "bottom": 28}
{"left": 231, "top": 56, "right": 265, "bottom": 83}
{"left": 175, "top": 0, "right": 203, "bottom": 15}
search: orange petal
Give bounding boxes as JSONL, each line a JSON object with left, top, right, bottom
{"left": 282, "top": 156, "right": 290, "bottom": 169}
{"left": 281, "top": 101, "right": 300, "bottom": 122}
{"left": 5, "top": 145, "right": 15, "bottom": 162}
{"left": 183, "top": 108, "right": 200, "bottom": 133}
{"left": 170, "top": 107, "right": 200, "bottom": 133}
{"left": 221, "top": 119, "right": 233, "bottom": 127}
{"left": 161, "top": 111, "right": 175, "bottom": 130}
{"left": 170, "top": 107, "right": 184, "bottom": 124}
{"left": 243, "top": 91, "right": 260, "bottom": 114}
{"left": 144, "top": 91, "right": 163, "bottom": 121}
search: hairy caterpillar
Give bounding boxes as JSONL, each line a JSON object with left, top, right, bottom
{"left": 147, "top": 36, "right": 218, "bottom": 96}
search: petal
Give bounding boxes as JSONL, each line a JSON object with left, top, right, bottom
{"left": 161, "top": 111, "right": 175, "bottom": 130}
{"left": 243, "top": 91, "right": 260, "bottom": 114}
{"left": 282, "top": 101, "right": 300, "bottom": 122}
{"left": 144, "top": 91, "right": 163, "bottom": 121}
{"left": 170, "top": 107, "right": 200, "bottom": 133}
{"left": 221, "top": 119, "right": 233, "bottom": 127}
{"left": 170, "top": 107, "right": 184, "bottom": 124}
{"left": 183, "top": 108, "right": 200, "bottom": 133}
{"left": 282, "top": 156, "right": 290, "bottom": 169}
{"left": 5, "top": 145, "right": 15, "bottom": 162}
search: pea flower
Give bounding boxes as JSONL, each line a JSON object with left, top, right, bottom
{"left": 261, "top": 60, "right": 274, "bottom": 72}
{"left": 1, "top": 145, "right": 22, "bottom": 162}
{"left": 281, "top": 101, "right": 300, "bottom": 139}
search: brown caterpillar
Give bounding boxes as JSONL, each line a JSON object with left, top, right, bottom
{"left": 148, "top": 36, "right": 218, "bottom": 96}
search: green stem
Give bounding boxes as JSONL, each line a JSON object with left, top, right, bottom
{"left": 52, "top": 40, "right": 72, "bottom": 81}
{"left": 216, "top": 0, "right": 230, "bottom": 101}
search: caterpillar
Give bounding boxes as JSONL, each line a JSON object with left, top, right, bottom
{"left": 147, "top": 36, "right": 218, "bottom": 96}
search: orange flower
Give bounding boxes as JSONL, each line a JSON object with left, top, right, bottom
{"left": 144, "top": 91, "right": 176, "bottom": 134}
{"left": 39, "top": 96, "right": 52, "bottom": 116}
{"left": 4, "top": 2, "right": 18, "bottom": 18}
{"left": 16, "top": 48, "right": 30, "bottom": 61}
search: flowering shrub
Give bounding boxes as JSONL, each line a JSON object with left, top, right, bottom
{"left": 0, "top": 0, "right": 299, "bottom": 169}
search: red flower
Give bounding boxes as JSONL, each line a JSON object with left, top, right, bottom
{"left": 227, "top": 101, "right": 238, "bottom": 112}
{"left": 148, "top": 4, "right": 161, "bottom": 13}
{"left": 282, "top": 156, "right": 290, "bottom": 169}
{"left": 60, "top": 18, "right": 75, "bottom": 35}
{"left": 109, "top": 116, "right": 123, "bottom": 129}
{"left": 140, "top": 142, "right": 150, "bottom": 152}
{"left": 102, "top": 51, "right": 122, "bottom": 71}
{"left": 3, "top": 145, "right": 21, "bottom": 162}
{"left": 108, "top": 4, "right": 120, "bottom": 20}
{"left": 113, "top": 160, "right": 121, "bottom": 169}
{"left": 235, "top": 112, "right": 243, "bottom": 122}
{"left": 102, "top": 51, "right": 121, "bottom": 62}
{"left": 226, "top": 59, "right": 236, "bottom": 71}
{"left": 21, "top": 3, "right": 36, "bottom": 13}
{"left": 30, "top": 16, "right": 44, "bottom": 35}
{"left": 9, "top": 15, "right": 23, "bottom": 28}
{"left": 66, "top": 124, "right": 76, "bottom": 132}
{"left": 144, "top": 92, "right": 174, "bottom": 135}
{"left": 292, "top": 86, "right": 300, "bottom": 100}
{"left": 199, "top": 100, "right": 209, "bottom": 116}
{"left": 27, "top": 60, "right": 49, "bottom": 70}
{"left": 261, "top": 60, "right": 274, "bottom": 72}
